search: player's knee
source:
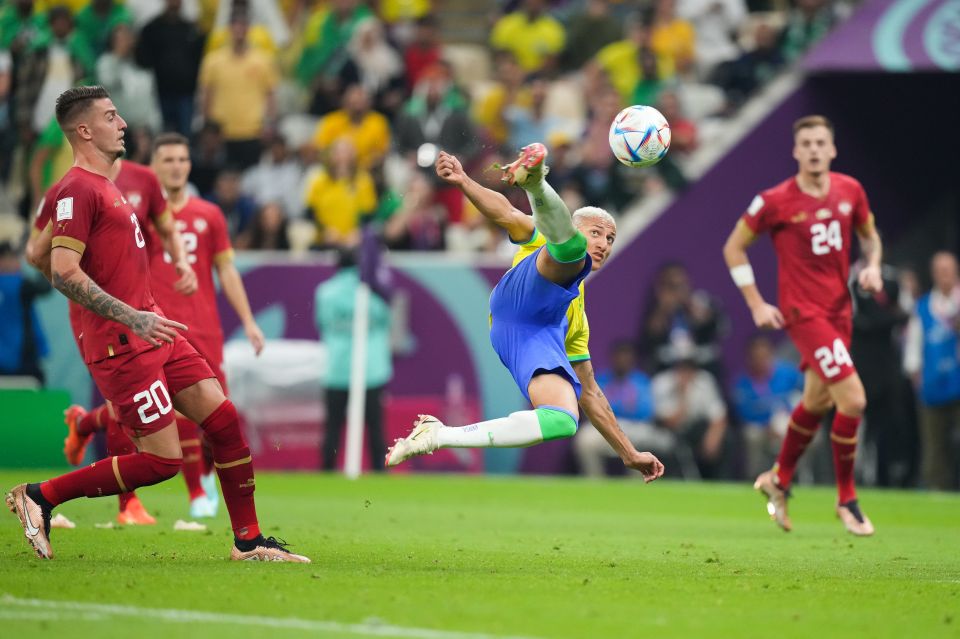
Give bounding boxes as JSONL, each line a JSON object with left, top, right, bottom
{"left": 200, "top": 399, "right": 240, "bottom": 444}
{"left": 534, "top": 407, "right": 578, "bottom": 441}
{"left": 545, "top": 232, "right": 587, "bottom": 264}
{"left": 142, "top": 452, "right": 183, "bottom": 482}
{"left": 837, "top": 390, "right": 866, "bottom": 417}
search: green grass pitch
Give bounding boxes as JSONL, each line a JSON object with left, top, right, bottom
{"left": 1, "top": 471, "right": 958, "bottom": 639}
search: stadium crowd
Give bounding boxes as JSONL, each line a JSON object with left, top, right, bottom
{"left": 4, "top": 0, "right": 955, "bottom": 491}
{"left": 0, "top": 0, "right": 850, "bottom": 253}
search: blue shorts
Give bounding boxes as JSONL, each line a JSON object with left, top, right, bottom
{"left": 489, "top": 247, "right": 592, "bottom": 401}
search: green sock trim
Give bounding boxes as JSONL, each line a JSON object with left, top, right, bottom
{"left": 545, "top": 231, "right": 587, "bottom": 264}
{"left": 535, "top": 407, "right": 578, "bottom": 441}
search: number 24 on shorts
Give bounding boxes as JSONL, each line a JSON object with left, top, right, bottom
{"left": 133, "top": 380, "right": 173, "bottom": 424}
{"left": 814, "top": 339, "right": 852, "bottom": 379}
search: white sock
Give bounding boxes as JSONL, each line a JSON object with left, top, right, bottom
{"left": 525, "top": 179, "right": 576, "bottom": 245}
{"left": 437, "top": 411, "right": 544, "bottom": 448}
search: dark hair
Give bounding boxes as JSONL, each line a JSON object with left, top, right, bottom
{"left": 152, "top": 131, "right": 190, "bottom": 154}
{"left": 48, "top": 5, "right": 72, "bottom": 23}
{"left": 416, "top": 14, "right": 438, "bottom": 28}
{"left": 55, "top": 85, "right": 110, "bottom": 130}
{"left": 793, "top": 115, "right": 834, "bottom": 137}
{"left": 335, "top": 246, "right": 358, "bottom": 269}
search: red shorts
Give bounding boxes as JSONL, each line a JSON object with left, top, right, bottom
{"left": 89, "top": 334, "right": 215, "bottom": 437}
{"left": 786, "top": 316, "right": 856, "bottom": 384}
{"left": 189, "top": 336, "right": 227, "bottom": 394}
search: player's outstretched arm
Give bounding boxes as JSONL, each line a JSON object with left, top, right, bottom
{"left": 154, "top": 211, "right": 198, "bottom": 295}
{"left": 572, "top": 360, "right": 665, "bottom": 482}
{"left": 216, "top": 259, "right": 265, "bottom": 355}
{"left": 51, "top": 246, "right": 187, "bottom": 347}
{"left": 435, "top": 151, "right": 535, "bottom": 243}
{"left": 722, "top": 221, "right": 784, "bottom": 330}
{"left": 856, "top": 217, "right": 883, "bottom": 293}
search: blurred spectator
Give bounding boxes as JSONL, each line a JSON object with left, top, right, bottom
{"left": 235, "top": 202, "right": 290, "bottom": 250}
{"left": 656, "top": 90, "right": 697, "bottom": 157}
{"left": 124, "top": 126, "right": 155, "bottom": 165}
{"left": 653, "top": 356, "right": 728, "bottom": 479}
{"left": 0, "top": 49, "right": 12, "bottom": 183}
{"left": 732, "top": 334, "right": 802, "bottom": 479}
{"left": 650, "top": 0, "right": 696, "bottom": 75}
{"left": 205, "top": 168, "right": 257, "bottom": 237}
{"left": 379, "top": 0, "right": 431, "bottom": 26}
{"left": 850, "top": 261, "right": 916, "bottom": 487}
{"left": 127, "top": 0, "right": 201, "bottom": 28}
{"left": 710, "top": 19, "right": 784, "bottom": 108}
{"left": 383, "top": 171, "right": 446, "bottom": 251}
{"left": 490, "top": 0, "right": 566, "bottom": 74}
{"left": 297, "top": 0, "right": 373, "bottom": 114}
{"left": 74, "top": 0, "right": 133, "bottom": 57}
{"left": 0, "top": 241, "right": 51, "bottom": 386}
{"left": 560, "top": 0, "right": 622, "bottom": 72}
{"left": 473, "top": 51, "right": 531, "bottom": 147}
{"left": 212, "top": 0, "right": 290, "bottom": 49}
{"left": 574, "top": 340, "right": 656, "bottom": 477}
{"left": 781, "top": 0, "right": 843, "bottom": 63}
{"left": 639, "top": 262, "right": 726, "bottom": 378}
{"left": 314, "top": 244, "right": 392, "bottom": 471}
{"left": 631, "top": 46, "right": 668, "bottom": 108}
{"left": 394, "top": 63, "right": 476, "bottom": 160}
{"left": 198, "top": 9, "right": 278, "bottom": 170}
{"left": 505, "top": 74, "right": 568, "bottom": 150}
{"left": 15, "top": 7, "right": 95, "bottom": 140}
{"left": 190, "top": 121, "right": 227, "bottom": 196}
{"left": 305, "top": 137, "right": 377, "bottom": 248}
{"left": 241, "top": 134, "right": 304, "bottom": 217}
{"left": 28, "top": 117, "right": 72, "bottom": 214}
{"left": 137, "top": 0, "right": 205, "bottom": 136}
{"left": 904, "top": 251, "right": 960, "bottom": 490}
{"left": 0, "top": 0, "right": 48, "bottom": 54}
{"left": 312, "top": 84, "right": 391, "bottom": 170}
{"left": 589, "top": 17, "right": 674, "bottom": 104}
{"left": 96, "top": 24, "right": 161, "bottom": 133}
{"left": 677, "top": 0, "right": 746, "bottom": 76}
{"left": 403, "top": 14, "right": 442, "bottom": 93}
{"left": 343, "top": 17, "right": 405, "bottom": 118}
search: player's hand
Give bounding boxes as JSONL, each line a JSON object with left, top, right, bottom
{"left": 435, "top": 151, "right": 465, "bottom": 186}
{"left": 750, "top": 302, "right": 785, "bottom": 330}
{"left": 858, "top": 264, "right": 883, "bottom": 294}
{"left": 245, "top": 321, "right": 265, "bottom": 356}
{"left": 625, "top": 451, "right": 665, "bottom": 483}
{"left": 130, "top": 311, "right": 187, "bottom": 347}
{"left": 173, "top": 259, "right": 198, "bottom": 295}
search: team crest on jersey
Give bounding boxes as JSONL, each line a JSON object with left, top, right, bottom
{"left": 113, "top": 199, "right": 122, "bottom": 208}
{"left": 838, "top": 201, "right": 852, "bottom": 215}
{"left": 56, "top": 197, "right": 73, "bottom": 221}
{"left": 126, "top": 192, "right": 142, "bottom": 208}
{"left": 747, "top": 195, "right": 764, "bottom": 216}
{"left": 193, "top": 218, "right": 208, "bottom": 233}
{"left": 790, "top": 212, "right": 808, "bottom": 223}
{"left": 815, "top": 208, "right": 832, "bottom": 220}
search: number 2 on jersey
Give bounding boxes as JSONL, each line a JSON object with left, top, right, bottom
{"left": 164, "top": 232, "right": 198, "bottom": 264}
{"left": 130, "top": 213, "right": 146, "bottom": 248}
{"left": 811, "top": 220, "right": 842, "bottom": 255}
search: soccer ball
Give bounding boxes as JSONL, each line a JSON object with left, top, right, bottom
{"left": 608, "top": 105, "right": 671, "bottom": 168}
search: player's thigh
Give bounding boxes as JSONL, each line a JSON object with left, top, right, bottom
{"left": 528, "top": 373, "right": 579, "bottom": 416}
{"left": 801, "top": 369, "right": 833, "bottom": 412}
{"left": 826, "top": 372, "right": 867, "bottom": 416}
{"left": 134, "top": 421, "right": 183, "bottom": 459}
{"left": 166, "top": 335, "right": 224, "bottom": 424}
{"left": 173, "top": 378, "right": 227, "bottom": 425}
{"left": 535, "top": 246, "right": 587, "bottom": 287}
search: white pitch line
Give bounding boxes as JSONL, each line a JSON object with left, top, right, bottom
{"left": 0, "top": 595, "right": 543, "bottom": 639}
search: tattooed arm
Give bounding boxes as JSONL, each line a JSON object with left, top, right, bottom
{"left": 51, "top": 247, "right": 187, "bottom": 347}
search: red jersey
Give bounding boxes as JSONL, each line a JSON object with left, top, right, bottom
{"left": 740, "top": 172, "right": 873, "bottom": 324}
{"left": 37, "top": 161, "right": 169, "bottom": 343}
{"left": 50, "top": 166, "right": 160, "bottom": 364}
{"left": 147, "top": 196, "right": 233, "bottom": 361}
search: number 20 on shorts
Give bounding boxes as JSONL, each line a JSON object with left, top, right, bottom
{"left": 814, "top": 338, "right": 852, "bottom": 379}
{"left": 133, "top": 380, "right": 173, "bottom": 424}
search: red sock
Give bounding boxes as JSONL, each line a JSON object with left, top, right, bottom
{"left": 774, "top": 404, "right": 824, "bottom": 489}
{"left": 201, "top": 438, "right": 215, "bottom": 476}
{"left": 76, "top": 404, "right": 108, "bottom": 437}
{"left": 201, "top": 400, "right": 259, "bottom": 540}
{"left": 831, "top": 412, "right": 860, "bottom": 504}
{"left": 39, "top": 453, "right": 181, "bottom": 507}
{"left": 177, "top": 416, "right": 206, "bottom": 500}
{"left": 101, "top": 408, "right": 140, "bottom": 511}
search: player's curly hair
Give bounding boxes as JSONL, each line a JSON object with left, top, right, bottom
{"left": 55, "top": 85, "right": 111, "bottom": 130}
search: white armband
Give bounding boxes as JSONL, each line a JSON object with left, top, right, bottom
{"left": 730, "top": 264, "right": 755, "bottom": 288}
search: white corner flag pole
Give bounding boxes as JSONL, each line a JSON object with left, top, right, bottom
{"left": 343, "top": 281, "right": 371, "bottom": 480}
